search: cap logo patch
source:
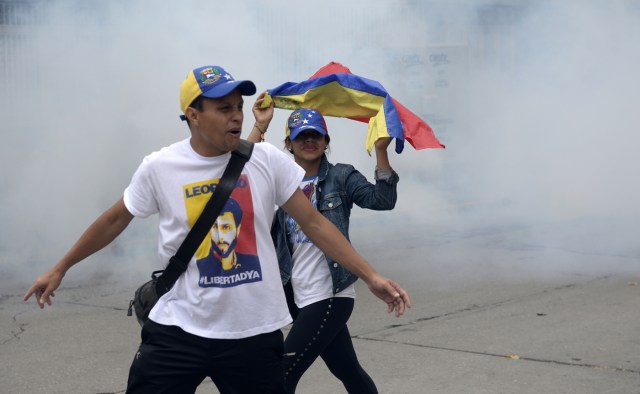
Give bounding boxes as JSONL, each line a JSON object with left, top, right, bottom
{"left": 289, "top": 112, "right": 303, "bottom": 127}
{"left": 199, "top": 67, "right": 222, "bottom": 85}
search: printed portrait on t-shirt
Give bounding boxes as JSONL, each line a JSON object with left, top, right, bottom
{"left": 286, "top": 176, "right": 318, "bottom": 245}
{"left": 183, "top": 175, "right": 262, "bottom": 288}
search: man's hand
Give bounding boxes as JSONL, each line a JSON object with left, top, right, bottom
{"left": 23, "top": 267, "right": 65, "bottom": 309}
{"left": 366, "top": 273, "right": 412, "bottom": 317}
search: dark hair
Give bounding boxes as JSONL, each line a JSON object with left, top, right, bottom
{"left": 189, "top": 95, "right": 205, "bottom": 112}
{"left": 183, "top": 96, "right": 206, "bottom": 126}
{"left": 220, "top": 197, "right": 243, "bottom": 225}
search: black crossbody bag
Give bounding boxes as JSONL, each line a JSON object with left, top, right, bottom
{"left": 127, "top": 140, "right": 254, "bottom": 326}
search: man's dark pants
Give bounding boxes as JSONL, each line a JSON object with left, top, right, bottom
{"left": 126, "top": 320, "right": 286, "bottom": 393}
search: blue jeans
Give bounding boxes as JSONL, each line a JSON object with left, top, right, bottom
{"left": 126, "top": 320, "right": 285, "bottom": 393}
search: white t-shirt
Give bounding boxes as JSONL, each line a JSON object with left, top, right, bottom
{"left": 124, "top": 139, "right": 304, "bottom": 339}
{"left": 286, "top": 176, "right": 355, "bottom": 308}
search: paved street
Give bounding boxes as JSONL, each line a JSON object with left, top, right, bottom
{"left": 2, "top": 223, "right": 638, "bottom": 393}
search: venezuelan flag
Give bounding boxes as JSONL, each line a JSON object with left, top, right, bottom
{"left": 262, "top": 62, "right": 444, "bottom": 154}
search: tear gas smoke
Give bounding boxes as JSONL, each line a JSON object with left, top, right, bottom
{"left": 1, "top": 0, "right": 638, "bottom": 290}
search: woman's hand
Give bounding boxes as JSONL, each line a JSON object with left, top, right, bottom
{"left": 374, "top": 137, "right": 394, "bottom": 172}
{"left": 374, "top": 136, "right": 393, "bottom": 152}
{"left": 252, "top": 91, "right": 274, "bottom": 132}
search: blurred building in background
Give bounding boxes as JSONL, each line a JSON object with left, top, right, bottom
{"left": 0, "top": 0, "right": 529, "bottom": 136}
{"left": 9, "top": 0, "right": 637, "bottom": 139}
{"left": 1, "top": 0, "right": 41, "bottom": 102}
{"left": 266, "top": 0, "right": 532, "bottom": 138}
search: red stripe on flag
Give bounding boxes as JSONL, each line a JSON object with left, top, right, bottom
{"left": 309, "top": 62, "right": 444, "bottom": 149}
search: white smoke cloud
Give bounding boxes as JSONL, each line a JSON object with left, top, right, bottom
{"left": 1, "top": 0, "right": 638, "bottom": 288}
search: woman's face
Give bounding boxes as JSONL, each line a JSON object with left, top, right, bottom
{"left": 286, "top": 130, "right": 328, "bottom": 162}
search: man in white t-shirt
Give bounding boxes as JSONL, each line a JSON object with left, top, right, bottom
{"left": 24, "top": 64, "right": 411, "bottom": 394}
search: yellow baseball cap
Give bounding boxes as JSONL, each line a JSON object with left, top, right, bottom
{"left": 179, "top": 65, "right": 256, "bottom": 118}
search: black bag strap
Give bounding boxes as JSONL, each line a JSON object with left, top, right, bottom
{"left": 155, "top": 140, "right": 254, "bottom": 295}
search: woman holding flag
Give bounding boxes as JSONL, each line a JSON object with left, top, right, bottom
{"left": 250, "top": 94, "right": 400, "bottom": 393}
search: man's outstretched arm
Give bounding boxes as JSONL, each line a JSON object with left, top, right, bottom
{"left": 23, "top": 198, "right": 134, "bottom": 308}
{"left": 281, "top": 189, "right": 411, "bottom": 316}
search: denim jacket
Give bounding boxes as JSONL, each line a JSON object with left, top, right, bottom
{"left": 271, "top": 154, "right": 399, "bottom": 294}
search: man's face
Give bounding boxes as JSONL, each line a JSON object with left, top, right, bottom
{"left": 187, "top": 89, "right": 244, "bottom": 157}
{"left": 211, "top": 211, "right": 240, "bottom": 257}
